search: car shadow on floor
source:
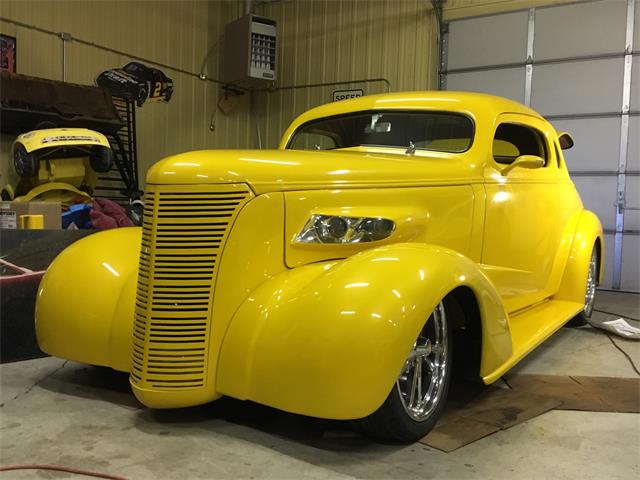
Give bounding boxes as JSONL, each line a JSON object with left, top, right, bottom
{"left": 37, "top": 363, "right": 141, "bottom": 409}
{"left": 35, "top": 362, "right": 419, "bottom": 461}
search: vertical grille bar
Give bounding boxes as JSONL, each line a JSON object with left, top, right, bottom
{"left": 131, "top": 183, "right": 252, "bottom": 391}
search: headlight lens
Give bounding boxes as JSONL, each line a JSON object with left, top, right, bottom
{"left": 296, "top": 215, "right": 395, "bottom": 244}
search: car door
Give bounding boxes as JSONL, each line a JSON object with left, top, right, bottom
{"left": 481, "top": 113, "right": 581, "bottom": 314}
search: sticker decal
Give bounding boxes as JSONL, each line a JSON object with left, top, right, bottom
{"left": 41, "top": 135, "right": 101, "bottom": 144}
{"left": 0, "top": 210, "right": 17, "bottom": 229}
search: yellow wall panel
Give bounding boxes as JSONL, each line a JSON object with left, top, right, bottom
{"left": 254, "top": 0, "right": 438, "bottom": 148}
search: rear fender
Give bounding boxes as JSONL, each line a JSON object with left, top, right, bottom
{"left": 35, "top": 227, "right": 140, "bottom": 371}
{"left": 217, "top": 243, "right": 510, "bottom": 420}
{"left": 553, "top": 209, "right": 604, "bottom": 303}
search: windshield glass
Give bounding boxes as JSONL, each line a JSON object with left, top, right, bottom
{"left": 287, "top": 110, "right": 474, "bottom": 153}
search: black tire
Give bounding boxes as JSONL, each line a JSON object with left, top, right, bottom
{"left": 566, "top": 246, "right": 599, "bottom": 327}
{"left": 13, "top": 144, "right": 40, "bottom": 178}
{"left": 89, "top": 147, "right": 114, "bottom": 173}
{"left": 1, "top": 186, "right": 14, "bottom": 201}
{"left": 136, "top": 85, "right": 148, "bottom": 107}
{"left": 358, "top": 300, "right": 454, "bottom": 443}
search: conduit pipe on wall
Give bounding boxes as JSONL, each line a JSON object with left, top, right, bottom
{"left": 59, "top": 31, "right": 71, "bottom": 82}
{"left": 0, "top": 16, "right": 230, "bottom": 87}
{"left": 261, "top": 78, "right": 392, "bottom": 93}
{"left": 430, "top": 0, "right": 446, "bottom": 90}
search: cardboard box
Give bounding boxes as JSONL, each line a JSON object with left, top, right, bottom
{"left": 0, "top": 201, "right": 61, "bottom": 229}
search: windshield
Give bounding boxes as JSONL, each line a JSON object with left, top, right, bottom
{"left": 287, "top": 110, "right": 474, "bottom": 153}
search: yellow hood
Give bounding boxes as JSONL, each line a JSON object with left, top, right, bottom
{"left": 145, "top": 149, "right": 481, "bottom": 194}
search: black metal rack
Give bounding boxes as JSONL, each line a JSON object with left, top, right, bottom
{"left": 94, "top": 96, "right": 142, "bottom": 204}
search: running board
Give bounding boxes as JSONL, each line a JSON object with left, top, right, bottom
{"left": 482, "top": 299, "right": 584, "bottom": 384}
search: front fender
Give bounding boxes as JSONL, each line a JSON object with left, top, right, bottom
{"left": 35, "top": 227, "right": 140, "bottom": 371}
{"left": 217, "top": 243, "right": 510, "bottom": 420}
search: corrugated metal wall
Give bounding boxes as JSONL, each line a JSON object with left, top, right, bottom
{"left": 0, "top": 0, "right": 253, "bottom": 187}
{"left": 253, "top": 0, "right": 438, "bottom": 148}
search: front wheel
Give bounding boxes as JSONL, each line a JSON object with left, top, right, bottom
{"left": 13, "top": 144, "right": 40, "bottom": 178}
{"left": 358, "top": 300, "right": 453, "bottom": 442}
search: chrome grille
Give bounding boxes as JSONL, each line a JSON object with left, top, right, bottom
{"left": 131, "top": 184, "right": 252, "bottom": 390}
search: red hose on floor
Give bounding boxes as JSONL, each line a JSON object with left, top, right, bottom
{"left": 0, "top": 464, "right": 127, "bottom": 480}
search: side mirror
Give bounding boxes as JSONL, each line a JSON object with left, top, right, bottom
{"left": 558, "top": 132, "right": 574, "bottom": 150}
{"left": 501, "top": 155, "right": 545, "bottom": 176}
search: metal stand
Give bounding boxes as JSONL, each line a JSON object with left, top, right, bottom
{"left": 95, "top": 96, "right": 142, "bottom": 204}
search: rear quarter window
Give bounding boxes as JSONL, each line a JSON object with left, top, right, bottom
{"left": 492, "top": 123, "right": 548, "bottom": 165}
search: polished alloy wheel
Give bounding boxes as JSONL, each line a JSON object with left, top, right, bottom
{"left": 396, "top": 302, "right": 448, "bottom": 421}
{"left": 584, "top": 249, "right": 598, "bottom": 317}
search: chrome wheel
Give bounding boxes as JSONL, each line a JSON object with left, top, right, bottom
{"left": 396, "top": 302, "right": 448, "bottom": 422}
{"left": 584, "top": 249, "right": 598, "bottom": 317}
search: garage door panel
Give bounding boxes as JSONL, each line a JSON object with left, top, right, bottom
{"left": 551, "top": 118, "right": 620, "bottom": 172}
{"left": 631, "top": 60, "right": 640, "bottom": 112}
{"left": 448, "top": 11, "right": 528, "bottom": 70}
{"left": 534, "top": 0, "right": 627, "bottom": 60}
{"left": 573, "top": 176, "right": 617, "bottom": 230}
{"left": 628, "top": 116, "right": 639, "bottom": 172}
{"left": 625, "top": 210, "right": 640, "bottom": 232}
{"left": 447, "top": 68, "right": 524, "bottom": 103}
{"left": 531, "top": 59, "right": 624, "bottom": 116}
{"left": 624, "top": 179, "right": 640, "bottom": 230}
{"left": 621, "top": 235, "right": 640, "bottom": 291}
{"left": 635, "top": 0, "right": 640, "bottom": 52}
{"left": 601, "top": 233, "right": 614, "bottom": 289}
{"left": 597, "top": 235, "right": 638, "bottom": 294}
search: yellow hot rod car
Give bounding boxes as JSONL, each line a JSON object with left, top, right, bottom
{"left": 36, "top": 92, "right": 603, "bottom": 442}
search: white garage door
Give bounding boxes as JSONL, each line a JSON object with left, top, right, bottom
{"left": 443, "top": 0, "right": 639, "bottom": 292}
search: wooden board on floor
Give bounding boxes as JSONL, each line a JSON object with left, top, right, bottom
{"left": 506, "top": 374, "right": 640, "bottom": 413}
{"left": 420, "top": 375, "right": 640, "bottom": 452}
{"left": 420, "top": 381, "right": 561, "bottom": 452}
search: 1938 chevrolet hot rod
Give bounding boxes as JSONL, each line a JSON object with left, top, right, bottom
{"left": 36, "top": 92, "right": 603, "bottom": 441}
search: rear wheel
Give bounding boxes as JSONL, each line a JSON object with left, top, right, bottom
{"left": 566, "top": 247, "right": 599, "bottom": 327}
{"left": 359, "top": 301, "right": 453, "bottom": 442}
{"left": 136, "top": 85, "right": 148, "bottom": 107}
{"left": 89, "top": 147, "right": 114, "bottom": 173}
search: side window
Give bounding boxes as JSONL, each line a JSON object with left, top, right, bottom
{"left": 492, "top": 123, "right": 548, "bottom": 165}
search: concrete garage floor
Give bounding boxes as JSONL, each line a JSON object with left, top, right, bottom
{"left": 1, "top": 291, "right": 638, "bottom": 479}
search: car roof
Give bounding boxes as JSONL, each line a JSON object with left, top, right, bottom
{"left": 279, "top": 91, "right": 550, "bottom": 149}
{"left": 288, "top": 90, "right": 543, "bottom": 127}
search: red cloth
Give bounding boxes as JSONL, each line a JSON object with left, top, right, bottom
{"left": 90, "top": 198, "right": 134, "bottom": 230}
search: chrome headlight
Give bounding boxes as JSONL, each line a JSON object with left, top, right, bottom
{"left": 296, "top": 215, "right": 395, "bottom": 244}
